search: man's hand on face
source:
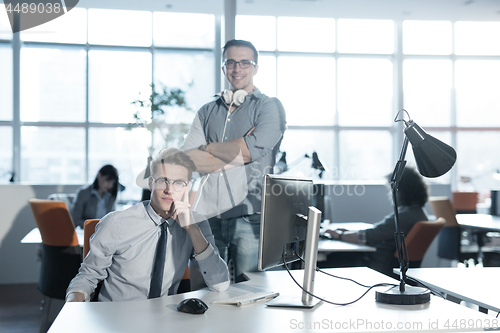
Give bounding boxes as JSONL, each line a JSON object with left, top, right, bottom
{"left": 168, "top": 190, "right": 195, "bottom": 229}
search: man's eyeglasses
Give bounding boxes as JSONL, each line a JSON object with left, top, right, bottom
{"left": 151, "top": 177, "right": 188, "bottom": 192}
{"left": 224, "top": 60, "right": 256, "bottom": 69}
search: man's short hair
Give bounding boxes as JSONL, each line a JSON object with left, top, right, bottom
{"left": 150, "top": 147, "right": 197, "bottom": 180}
{"left": 222, "top": 39, "right": 259, "bottom": 64}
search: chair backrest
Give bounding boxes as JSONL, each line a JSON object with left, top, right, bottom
{"left": 29, "top": 198, "right": 78, "bottom": 246}
{"left": 396, "top": 218, "right": 446, "bottom": 262}
{"left": 452, "top": 191, "right": 478, "bottom": 213}
{"left": 29, "top": 198, "right": 82, "bottom": 300}
{"left": 83, "top": 219, "right": 100, "bottom": 258}
{"left": 429, "top": 196, "right": 459, "bottom": 227}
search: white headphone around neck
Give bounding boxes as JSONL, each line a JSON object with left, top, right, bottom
{"left": 219, "top": 89, "right": 248, "bottom": 106}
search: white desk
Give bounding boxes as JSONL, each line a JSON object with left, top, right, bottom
{"left": 48, "top": 267, "right": 495, "bottom": 333}
{"left": 21, "top": 227, "right": 84, "bottom": 246}
{"left": 404, "top": 267, "right": 500, "bottom": 314}
{"left": 456, "top": 214, "right": 500, "bottom": 232}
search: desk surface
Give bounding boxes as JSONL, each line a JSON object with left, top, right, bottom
{"left": 456, "top": 214, "right": 500, "bottom": 232}
{"left": 21, "top": 227, "right": 84, "bottom": 246}
{"left": 404, "top": 267, "right": 500, "bottom": 314}
{"left": 48, "top": 267, "right": 494, "bottom": 333}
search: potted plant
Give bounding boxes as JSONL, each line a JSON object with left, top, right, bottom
{"left": 127, "top": 82, "right": 193, "bottom": 157}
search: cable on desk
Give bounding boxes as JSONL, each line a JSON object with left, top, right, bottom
{"left": 294, "top": 250, "right": 448, "bottom": 301}
{"left": 284, "top": 251, "right": 396, "bottom": 306}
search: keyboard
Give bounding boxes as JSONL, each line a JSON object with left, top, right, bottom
{"left": 212, "top": 291, "right": 279, "bottom": 307}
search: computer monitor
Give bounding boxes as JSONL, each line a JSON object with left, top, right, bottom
{"left": 258, "top": 174, "right": 322, "bottom": 308}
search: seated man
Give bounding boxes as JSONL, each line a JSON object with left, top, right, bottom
{"left": 66, "top": 148, "right": 229, "bottom": 302}
{"left": 325, "top": 167, "right": 429, "bottom": 276}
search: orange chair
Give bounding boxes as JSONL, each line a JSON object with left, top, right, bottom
{"left": 83, "top": 219, "right": 100, "bottom": 258}
{"left": 29, "top": 199, "right": 82, "bottom": 333}
{"left": 452, "top": 191, "right": 478, "bottom": 214}
{"left": 394, "top": 218, "right": 446, "bottom": 267}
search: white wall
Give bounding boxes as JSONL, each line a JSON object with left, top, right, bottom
{"left": 0, "top": 184, "right": 82, "bottom": 284}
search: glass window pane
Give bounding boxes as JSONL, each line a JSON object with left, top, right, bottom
{"left": 338, "top": 19, "right": 394, "bottom": 54}
{"left": 236, "top": 15, "right": 276, "bottom": 51}
{"left": 0, "top": 45, "right": 12, "bottom": 121}
{"left": 89, "top": 50, "right": 152, "bottom": 124}
{"left": 89, "top": 127, "right": 150, "bottom": 201}
{"left": 403, "top": 20, "right": 451, "bottom": 55}
{"left": 278, "top": 129, "right": 334, "bottom": 181}
{"left": 21, "top": 46, "right": 86, "bottom": 122}
{"left": 20, "top": 8, "right": 86, "bottom": 44}
{"left": 0, "top": 9, "right": 13, "bottom": 40}
{"left": 455, "top": 21, "right": 500, "bottom": 56}
{"left": 153, "top": 12, "right": 214, "bottom": 48}
{"left": 154, "top": 50, "right": 214, "bottom": 113}
{"left": 403, "top": 59, "right": 452, "bottom": 127}
{"left": 339, "top": 131, "right": 392, "bottom": 181}
{"left": 278, "top": 56, "right": 335, "bottom": 126}
{"left": 88, "top": 9, "right": 152, "bottom": 47}
{"left": 21, "top": 126, "right": 85, "bottom": 183}
{"left": 456, "top": 132, "right": 500, "bottom": 195}
{"left": 455, "top": 60, "right": 500, "bottom": 127}
{"left": 254, "top": 55, "right": 276, "bottom": 98}
{"left": 0, "top": 126, "right": 13, "bottom": 183}
{"left": 338, "top": 58, "right": 393, "bottom": 126}
{"left": 277, "top": 17, "right": 334, "bottom": 53}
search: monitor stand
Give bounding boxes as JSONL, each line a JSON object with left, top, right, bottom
{"left": 266, "top": 206, "right": 323, "bottom": 309}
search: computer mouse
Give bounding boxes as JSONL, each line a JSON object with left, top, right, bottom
{"left": 177, "top": 298, "right": 209, "bottom": 314}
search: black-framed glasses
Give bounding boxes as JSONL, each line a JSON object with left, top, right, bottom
{"left": 151, "top": 177, "right": 188, "bottom": 192}
{"left": 223, "top": 59, "right": 256, "bottom": 69}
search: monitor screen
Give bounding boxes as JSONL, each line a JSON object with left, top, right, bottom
{"left": 258, "top": 174, "right": 314, "bottom": 271}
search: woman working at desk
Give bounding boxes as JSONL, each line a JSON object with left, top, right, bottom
{"left": 70, "top": 165, "right": 120, "bottom": 228}
{"left": 325, "top": 166, "right": 429, "bottom": 276}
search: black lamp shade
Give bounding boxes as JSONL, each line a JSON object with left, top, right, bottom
{"left": 404, "top": 121, "right": 457, "bottom": 178}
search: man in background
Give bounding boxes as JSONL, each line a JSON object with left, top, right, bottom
{"left": 181, "top": 39, "right": 286, "bottom": 282}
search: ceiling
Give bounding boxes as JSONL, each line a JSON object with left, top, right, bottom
{"left": 75, "top": 0, "right": 500, "bottom": 21}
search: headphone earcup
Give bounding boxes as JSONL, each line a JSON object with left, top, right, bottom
{"left": 221, "top": 90, "right": 233, "bottom": 105}
{"left": 232, "top": 90, "right": 248, "bottom": 106}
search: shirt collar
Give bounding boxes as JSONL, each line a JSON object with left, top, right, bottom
{"left": 145, "top": 201, "right": 174, "bottom": 227}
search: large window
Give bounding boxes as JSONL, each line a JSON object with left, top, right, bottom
{"left": 4, "top": 9, "right": 216, "bottom": 201}
{"left": 236, "top": 16, "right": 500, "bottom": 194}
{"left": 4, "top": 7, "right": 500, "bottom": 200}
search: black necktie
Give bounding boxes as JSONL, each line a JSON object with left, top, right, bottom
{"left": 148, "top": 220, "right": 168, "bottom": 299}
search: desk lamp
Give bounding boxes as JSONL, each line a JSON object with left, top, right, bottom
{"left": 275, "top": 152, "right": 327, "bottom": 178}
{"left": 376, "top": 109, "right": 457, "bottom": 305}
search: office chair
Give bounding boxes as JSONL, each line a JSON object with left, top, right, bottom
{"left": 29, "top": 199, "right": 82, "bottom": 333}
{"left": 394, "top": 218, "right": 446, "bottom": 268}
{"left": 82, "top": 219, "right": 102, "bottom": 301}
{"left": 429, "top": 196, "right": 477, "bottom": 264}
{"left": 452, "top": 191, "right": 478, "bottom": 214}
{"left": 83, "top": 219, "right": 100, "bottom": 258}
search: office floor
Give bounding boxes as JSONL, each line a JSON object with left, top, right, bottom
{"left": 0, "top": 283, "right": 42, "bottom": 333}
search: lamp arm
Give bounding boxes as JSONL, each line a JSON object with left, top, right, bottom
{"left": 390, "top": 136, "right": 410, "bottom": 292}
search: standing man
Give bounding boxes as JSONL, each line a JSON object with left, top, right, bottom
{"left": 66, "top": 148, "right": 229, "bottom": 302}
{"left": 181, "top": 39, "right": 287, "bottom": 282}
